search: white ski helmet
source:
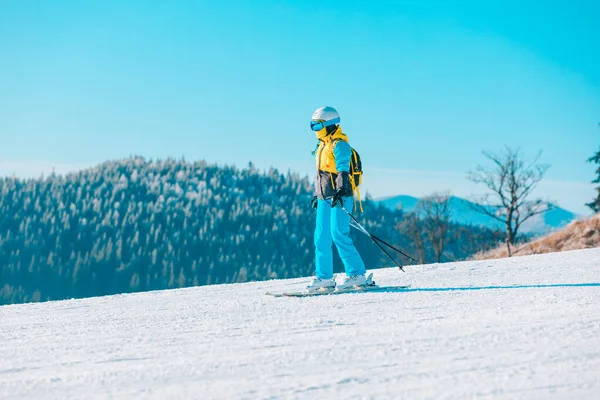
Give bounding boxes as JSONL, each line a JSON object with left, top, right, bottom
{"left": 312, "top": 106, "right": 340, "bottom": 123}
{"left": 310, "top": 106, "right": 340, "bottom": 131}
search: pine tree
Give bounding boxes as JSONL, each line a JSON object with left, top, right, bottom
{"left": 587, "top": 148, "right": 600, "bottom": 213}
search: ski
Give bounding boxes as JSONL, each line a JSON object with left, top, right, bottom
{"left": 265, "top": 284, "right": 411, "bottom": 298}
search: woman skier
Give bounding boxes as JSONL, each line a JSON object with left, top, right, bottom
{"left": 307, "top": 106, "right": 370, "bottom": 293}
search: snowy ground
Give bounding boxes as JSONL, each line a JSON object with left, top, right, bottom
{"left": 1, "top": 248, "right": 600, "bottom": 400}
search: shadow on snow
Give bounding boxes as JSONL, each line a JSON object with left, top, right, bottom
{"left": 399, "top": 282, "right": 600, "bottom": 293}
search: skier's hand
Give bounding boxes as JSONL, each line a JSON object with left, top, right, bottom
{"left": 310, "top": 196, "right": 318, "bottom": 209}
{"left": 331, "top": 191, "right": 344, "bottom": 209}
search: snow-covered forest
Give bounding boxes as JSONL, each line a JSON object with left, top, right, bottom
{"left": 0, "top": 157, "right": 503, "bottom": 305}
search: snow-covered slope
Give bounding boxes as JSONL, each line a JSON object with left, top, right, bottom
{"left": 1, "top": 249, "right": 600, "bottom": 399}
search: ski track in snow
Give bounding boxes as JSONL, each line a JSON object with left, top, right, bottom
{"left": 1, "top": 248, "right": 600, "bottom": 400}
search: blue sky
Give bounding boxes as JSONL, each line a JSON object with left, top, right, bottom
{"left": 1, "top": 0, "right": 599, "bottom": 214}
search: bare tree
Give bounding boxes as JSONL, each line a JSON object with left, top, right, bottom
{"left": 397, "top": 214, "right": 426, "bottom": 264}
{"left": 468, "top": 146, "right": 553, "bottom": 256}
{"left": 417, "top": 192, "right": 452, "bottom": 262}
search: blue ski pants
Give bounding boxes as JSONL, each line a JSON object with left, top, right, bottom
{"left": 315, "top": 197, "right": 366, "bottom": 279}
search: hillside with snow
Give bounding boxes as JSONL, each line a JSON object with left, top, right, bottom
{"left": 1, "top": 248, "right": 599, "bottom": 399}
{"left": 0, "top": 158, "right": 503, "bottom": 305}
{"left": 476, "top": 214, "right": 600, "bottom": 260}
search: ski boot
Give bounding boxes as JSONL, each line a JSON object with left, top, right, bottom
{"left": 306, "top": 277, "right": 336, "bottom": 293}
{"left": 336, "top": 273, "right": 375, "bottom": 291}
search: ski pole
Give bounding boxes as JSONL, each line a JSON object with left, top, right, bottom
{"left": 350, "top": 220, "right": 417, "bottom": 263}
{"left": 342, "top": 207, "right": 417, "bottom": 263}
{"left": 347, "top": 217, "right": 407, "bottom": 272}
{"left": 341, "top": 207, "right": 417, "bottom": 270}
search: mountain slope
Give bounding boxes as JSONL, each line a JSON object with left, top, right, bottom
{"left": 376, "top": 195, "right": 577, "bottom": 234}
{"left": 475, "top": 213, "right": 600, "bottom": 259}
{"left": 1, "top": 248, "right": 599, "bottom": 399}
{"left": 376, "top": 194, "right": 420, "bottom": 212}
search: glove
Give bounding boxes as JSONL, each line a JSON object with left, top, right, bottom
{"left": 310, "top": 196, "right": 318, "bottom": 209}
{"left": 331, "top": 190, "right": 344, "bottom": 209}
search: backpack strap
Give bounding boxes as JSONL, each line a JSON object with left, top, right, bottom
{"left": 350, "top": 148, "right": 363, "bottom": 212}
{"left": 350, "top": 173, "right": 363, "bottom": 212}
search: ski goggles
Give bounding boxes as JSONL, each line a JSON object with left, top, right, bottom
{"left": 310, "top": 117, "right": 340, "bottom": 131}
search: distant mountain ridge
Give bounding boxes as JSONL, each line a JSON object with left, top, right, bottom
{"left": 375, "top": 195, "right": 578, "bottom": 235}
